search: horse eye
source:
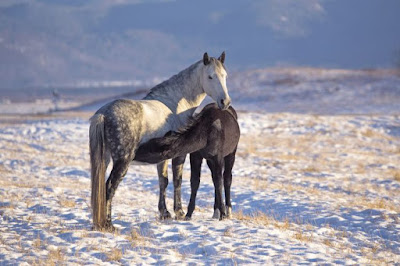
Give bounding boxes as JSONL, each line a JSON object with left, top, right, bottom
{"left": 208, "top": 75, "right": 213, "bottom": 80}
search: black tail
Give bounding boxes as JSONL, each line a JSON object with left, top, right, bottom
{"left": 134, "top": 119, "right": 207, "bottom": 164}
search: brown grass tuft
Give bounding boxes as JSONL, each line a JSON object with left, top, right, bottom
{"left": 364, "top": 198, "right": 386, "bottom": 210}
{"left": 388, "top": 169, "right": 400, "bottom": 182}
{"left": 32, "top": 234, "right": 42, "bottom": 249}
{"left": 126, "top": 228, "right": 146, "bottom": 247}
{"left": 106, "top": 247, "right": 123, "bottom": 262}
{"left": 303, "top": 165, "right": 319, "bottom": 173}
{"left": 323, "top": 239, "right": 333, "bottom": 247}
{"left": 59, "top": 197, "right": 76, "bottom": 208}
{"left": 361, "top": 129, "right": 375, "bottom": 138}
{"left": 47, "top": 248, "right": 65, "bottom": 264}
{"left": 274, "top": 218, "right": 291, "bottom": 230}
{"left": 223, "top": 227, "right": 233, "bottom": 237}
{"left": 0, "top": 164, "right": 10, "bottom": 174}
{"left": 234, "top": 210, "right": 293, "bottom": 230}
{"left": 293, "top": 231, "right": 312, "bottom": 242}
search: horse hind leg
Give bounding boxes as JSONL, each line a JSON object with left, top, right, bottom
{"left": 105, "top": 158, "right": 130, "bottom": 231}
{"left": 207, "top": 158, "right": 226, "bottom": 220}
{"left": 172, "top": 156, "right": 186, "bottom": 220}
{"left": 223, "top": 150, "right": 236, "bottom": 219}
{"left": 157, "top": 161, "right": 172, "bottom": 220}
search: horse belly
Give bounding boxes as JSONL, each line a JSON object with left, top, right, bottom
{"left": 139, "top": 101, "right": 174, "bottom": 144}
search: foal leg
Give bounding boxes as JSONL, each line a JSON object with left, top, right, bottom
{"left": 172, "top": 155, "right": 186, "bottom": 219}
{"left": 207, "top": 158, "right": 226, "bottom": 220}
{"left": 105, "top": 159, "right": 130, "bottom": 231}
{"left": 223, "top": 150, "right": 236, "bottom": 218}
{"left": 185, "top": 152, "right": 203, "bottom": 220}
{"left": 157, "top": 160, "right": 171, "bottom": 219}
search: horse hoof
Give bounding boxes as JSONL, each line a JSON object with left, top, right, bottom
{"left": 184, "top": 215, "right": 192, "bottom": 221}
{"left": 104, "top": 221, "right": 116, "bottom": 232}
{"left": 227, "top": 207, "right": 232, "bottom": 219}
{"left": 159, "top": 211, "right": 172, "bottom": 220}
{"left": 93, "top": 223, "right": 116, "bottom": 232}
{"left": 175, "top": 209, "right": 186, "bottom": 220}
{"left": 212, "top": 209, "right": 221, "bottom": 219}
{"left": 106, "top": 225, "right": 116, "bottom": 233}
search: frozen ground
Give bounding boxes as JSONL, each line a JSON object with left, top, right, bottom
{"left": 0, "top": 68, "right": 399, "bottom": 264}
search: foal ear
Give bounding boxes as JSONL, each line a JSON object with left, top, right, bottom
{"left": 203, "top": 52, "right": 210, "bottom": 65}
{"left": 218, "top": 51, "right": 225, "bottom": 64}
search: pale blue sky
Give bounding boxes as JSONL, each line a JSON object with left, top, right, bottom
{"left": 1, "top": 0, "right": 399, "bottom": 88}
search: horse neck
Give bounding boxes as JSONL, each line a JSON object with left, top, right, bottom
{"left": 145, "top": 61, "right": 206, "bottom": 120}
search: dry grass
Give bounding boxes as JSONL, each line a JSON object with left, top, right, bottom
{"left": 223, "top": 227, "right": 234, "bottom": 237}
{"left": 79, "top": 230, "right": 89, "bottom": 238}
{"left": 0, "top": 181, "right": 36, "bottom": 189}
{"left": 387, "top": 169, "right": 400, "bottom": 182}
{"left": 362, "top": 198, "right": 398, "bottom": 211}
{"left": 252, "top": 178, "right": 270, "bottom": 190}
{"left": 58, "top": 197, "right": 76, "bottom": 208}
{"left": 354, "top": 163, "right": 367, "bottom": 174}
{"left": 0, "top": 164, "right": 10, "bottom": 174}
{"left": 126, "top": 228, "right": 146, "bottom": 247}
{"left": 171, "top": 248, "right": 186, "bottom": 261}
{"left": 303, "top": 165, "right": 319, "bottom": 173}
{"left": 323, "top": 239, "right": 334, "bottom": 247}
{"left": 24, "top": 198, "right": 34, "bottom": 208}
{"left": 235, "top": 210, "right": 267, "bottom": 224}
{"left": 250, "top": 177, "right": 326, "bottom": 198}
{"left": 32, "top": 234, "right": 43, "bottom": 249}
{"left": 106, "top": 247, "right": 123, "bottom": 262}
{"left": 234, "top": 210, "right": 293, "bottom": 231}
{"left": 293, "top": 231, "right": 312, "bottom": 242}
{"left": 274, "top": 219, "right": 291, "bottom": 230}
{"left": 1, "top": 111, "right": 399, "bottom": 264}
{"left": 360, "top": 129, "right": 376, "bottom": 138}
{"left": 47, "top": 248, "right": 65, "bottom": 265}
{"left": 365, "top": 198, "right": 386, "bottom": 209}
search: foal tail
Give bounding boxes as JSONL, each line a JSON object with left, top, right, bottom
{"left": 89, "top": 114, "right": 107, "bottom": 229}
{"left": 134, "top": 120, "right": 206, "bottom": 164}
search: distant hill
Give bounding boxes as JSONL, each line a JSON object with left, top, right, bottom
{"left": 1, "top": 0, "right": 400, "bottom": 89}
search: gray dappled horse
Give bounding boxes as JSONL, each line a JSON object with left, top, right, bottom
{"left": 90, "top": 52, "right": 230, "bottom": 231}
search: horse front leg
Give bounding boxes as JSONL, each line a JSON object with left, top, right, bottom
{"left": 185, "top": 152, "right": 203, "bottom": 220}
{"left": 157, "top": 161, "right": 171, "bottom": 220}
{"left": 172, "top": 155, "right": 186, "bottom": 220}
{"left": 223, "top": 150, "right": 236, "bottom": 219}
{"left": 105, "top": 159, "right": 130, "bottom": 232}
{"left": 207, "top": 158, "right": 226, "bottom": 220}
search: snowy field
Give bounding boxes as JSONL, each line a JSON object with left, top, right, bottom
{"left": 0, "top": 68, "right": 400, "bottom": 264}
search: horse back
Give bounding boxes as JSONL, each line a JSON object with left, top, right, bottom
{"left": 220, "top": 108, "right": 240, "bottom": 155}
{"left": 96, "top": 99, "right": 175, "bottom": 159}
{"left": 199, "top": 104, "right": 240, "bottom": 158}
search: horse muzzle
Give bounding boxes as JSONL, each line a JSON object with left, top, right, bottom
{"left": 218, "top": 98, "right": 231, "bottom": 110}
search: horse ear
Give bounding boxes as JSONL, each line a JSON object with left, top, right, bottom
{"left": 203, "top": 52, "right": 210, "bottom": 65}
{"left": 218, "top": 51, "right": 225, "bottom": 64}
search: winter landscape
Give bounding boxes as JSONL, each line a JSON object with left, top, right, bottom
{"left": 0, "top": 67, "right": 399, "bottom": 265}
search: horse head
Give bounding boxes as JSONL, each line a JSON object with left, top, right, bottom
{"left": 201, "top": 52, "right": 231, "bottom": 110}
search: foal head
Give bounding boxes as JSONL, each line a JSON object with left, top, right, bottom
{"left": 201, "top": 52, "right": 231, "bottom": 110}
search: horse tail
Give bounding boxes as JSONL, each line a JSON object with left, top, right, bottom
{"left": 89, "top": 114, "right": 107, "bottom": 229}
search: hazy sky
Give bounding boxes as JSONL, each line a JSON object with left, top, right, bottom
{"left": 1, "top": 0, "right": 400, "bottom": 88}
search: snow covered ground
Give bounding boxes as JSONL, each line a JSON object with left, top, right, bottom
{"left": 0, "top": 68, "right": 399, "bottom": 264}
